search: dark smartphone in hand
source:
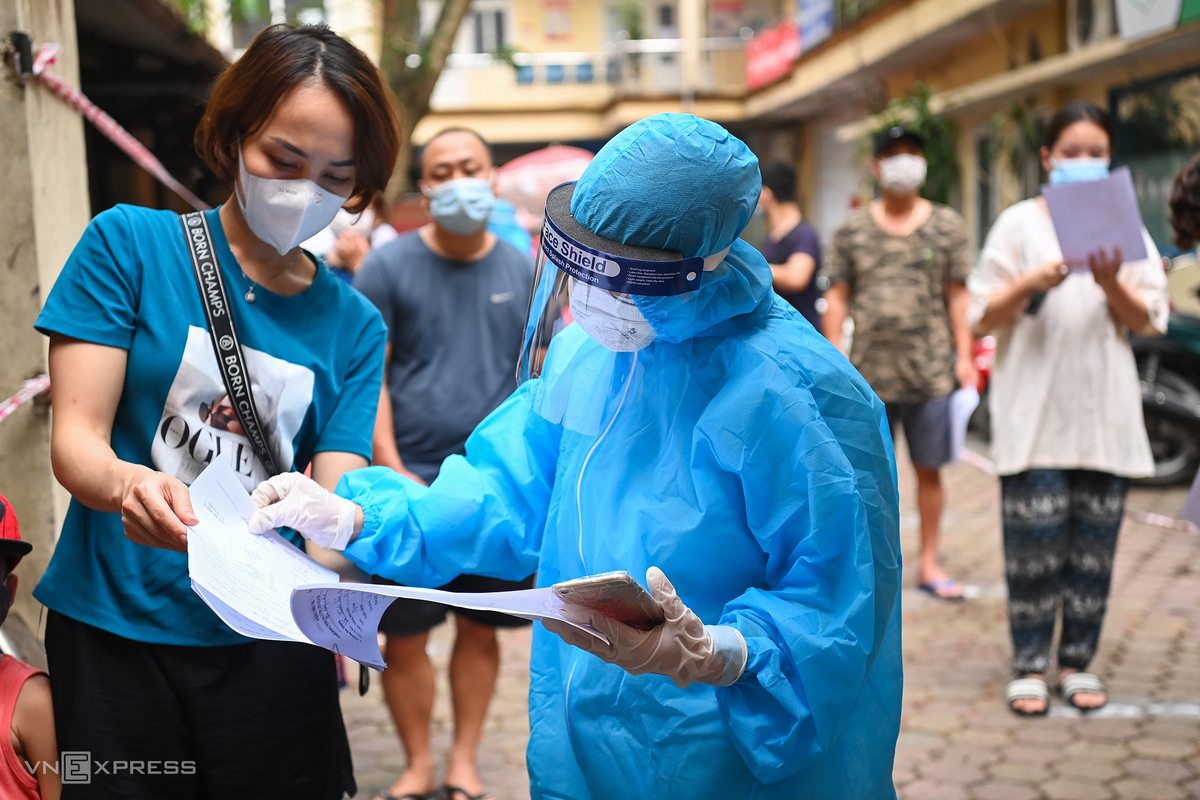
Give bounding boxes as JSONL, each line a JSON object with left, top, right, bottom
{"left": 1026, "top": 291, "right": 1047, "bottom": 315}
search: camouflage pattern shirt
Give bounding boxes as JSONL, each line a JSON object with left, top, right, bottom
{"left": 827, "top": 203, "right": 971, "bottom": 403}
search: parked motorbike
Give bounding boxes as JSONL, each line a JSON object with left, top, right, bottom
{"left": 1133, "top": 310, "right": 1200, "bottom": 485}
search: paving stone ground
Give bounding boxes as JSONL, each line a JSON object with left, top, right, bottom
{"left": 340, "top": 439, "right": 1200, "bottom": 799}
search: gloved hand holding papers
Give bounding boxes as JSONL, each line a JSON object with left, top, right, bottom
{"left": 185, "top": 460, "right": 603, "bottom": 669}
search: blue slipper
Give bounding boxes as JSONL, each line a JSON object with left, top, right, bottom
{"left": 918, "top": 578, "right": 965, "bottom": 600}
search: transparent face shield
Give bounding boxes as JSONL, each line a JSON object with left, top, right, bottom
{"left": 517, "top": 183, "right": 709, "bottom": 383}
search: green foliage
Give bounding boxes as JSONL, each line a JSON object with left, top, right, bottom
{"left": 613, "top": 0, "right": 644, "bottom": 40}
{"left": 871, "top": 83, "right": 960, "bottom": 205}
{"left": 163, "top": 0, "right": 269, "bottom": 34}
{"left": 490, "top": 44, "right": 522, "bottom": 70}
{"left": 1115, "top": 75, "right": 1200, "bottom": 156}
{"left": 230, "top": 0, "right": 270, "bottom": 25}
{"left": 989, "top": 99, "right": 1042, "bottom": 196}
{"left": 163, "top": 0, "right": 207, "bottom": 32}
{"left": 836, "top": 0, "right": 897, "bottom": 27}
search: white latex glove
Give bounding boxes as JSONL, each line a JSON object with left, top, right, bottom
{"left": 248, "top": 473, "right": 360, "bottom": 550}
{"left": 543, "top": 567, "right": 748, "bottom": 688}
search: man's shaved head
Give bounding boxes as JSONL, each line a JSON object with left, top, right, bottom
{"left": 420, "top": 128, "right": 493, "bottom": 183}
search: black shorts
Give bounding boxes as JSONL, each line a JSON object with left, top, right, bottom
{"left": 374, "top": 574, "right": 537, "bottom": 637}
{"left": 885, "top": 394, "right": 953, "bottom": 469}
{"left": 45, "top": 610, "right": 355, "bottom": 800}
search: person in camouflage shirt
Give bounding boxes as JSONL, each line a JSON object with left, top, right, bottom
{"left": 824, "top": 126, "right": 978, "bottom": 600}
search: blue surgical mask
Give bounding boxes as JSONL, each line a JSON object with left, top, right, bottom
{"left": 1049, "top": 157, "right": 1110, "bottom": 185}
{"left": 424, "top": 177, "right": 495, "bottom": 235}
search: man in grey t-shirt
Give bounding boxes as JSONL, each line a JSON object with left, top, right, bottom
{"left": 353, "top": 128, "right": 534, "bottom": 800}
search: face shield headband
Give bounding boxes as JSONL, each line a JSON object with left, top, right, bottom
{"left": 516, "top": 182, "right": 730, "bottom": 383}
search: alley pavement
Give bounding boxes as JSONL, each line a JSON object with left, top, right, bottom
{"left": 341, "top": 443, "right": 1200, "bottom": 800}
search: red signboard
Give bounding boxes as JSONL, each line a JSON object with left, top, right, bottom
{"left": 745, "top": 20, "right": 801, "bottom": 90}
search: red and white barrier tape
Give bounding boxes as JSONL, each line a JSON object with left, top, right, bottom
{"left": 0, "top": 375, "right": 50, "bottom": 425}
{"left": 959, "top": 448, "right": 997, "bottom": 475}
{"left": 28, "top": 44, "right": 210, "bottom": 212}
{"left": 1128, "top": 510, "right": 1198, "bottom": 533}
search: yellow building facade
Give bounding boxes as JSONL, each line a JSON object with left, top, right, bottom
{"left": 201, "top": 0, "right": 1200, "bottom": 251}
{"left": 417, "top": 0, "right": 1200, "bottom": 251}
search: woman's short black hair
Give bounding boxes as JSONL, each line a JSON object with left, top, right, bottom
{"left": 1170, "top": 152, "right": 1200, "bottom": 250}
{"left": 1044, "top": 100, "right": 1112, "bottom": 151}
{"left": 760, "top": 160, "right": 797, "bottom": 203}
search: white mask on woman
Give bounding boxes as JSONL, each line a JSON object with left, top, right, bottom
{"left": 236, "top": 146, "right": 349, "bottom": 256}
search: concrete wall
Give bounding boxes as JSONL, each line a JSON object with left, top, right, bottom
{"left": 0, "top": 0, "right": 90, "bottom": 637}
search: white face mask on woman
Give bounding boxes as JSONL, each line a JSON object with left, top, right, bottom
{"left": 569, "top": 280, "right": 657, "bottom": 352}
{"left": 236, "top": 146, "right": 349, "bottom": 256}
{"left": 877, "top": 154, "right": 928, "bottom": 195}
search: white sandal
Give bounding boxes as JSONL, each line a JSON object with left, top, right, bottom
{"left": 1006, "top": 677, "right": 1050, "bottom": 716}
{"left": 1058, "top": 672, "right": 1107, "bottom": 710}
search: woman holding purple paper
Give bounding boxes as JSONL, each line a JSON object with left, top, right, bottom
{"left": 968, "top": 101, "right": 1168, "bottom": 716}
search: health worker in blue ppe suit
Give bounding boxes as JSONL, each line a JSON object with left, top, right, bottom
{"left": 249, "top": 113, "right": 903, "bottom": 799}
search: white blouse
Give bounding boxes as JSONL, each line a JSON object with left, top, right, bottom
{"left": 968, "top": 198, "right": 1169, "bottom": 478}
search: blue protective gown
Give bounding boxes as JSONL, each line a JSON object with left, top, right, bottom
{"left": 338, "top": 114, "right": 903, "bottom": 799}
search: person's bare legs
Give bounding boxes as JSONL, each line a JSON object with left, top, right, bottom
{"left": 380, "top": 632, "right": 438, "bottom": 799}
{"left": 914, "top": 465, "right": 962, "bottom": 598}
{"left": 442, "top": 615, "right": 501, "bottom": 797}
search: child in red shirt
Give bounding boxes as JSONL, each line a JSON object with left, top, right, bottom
{"left": 0, "top": 495, "right": 59, "bottom": 799}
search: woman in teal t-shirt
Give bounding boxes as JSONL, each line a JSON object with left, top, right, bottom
{"left": 34, "top": 25, "right": 397, "bottom": 799}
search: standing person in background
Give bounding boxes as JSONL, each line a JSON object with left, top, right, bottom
{"left": 488, "top": 196, "right": 534, "bottom": 255}
{"left": 970, "top": 101, "right": 1167, "bottom": 715}
{"left": 758, "top": 160, "right": 823, "bottom": 328}
{"left": 33, "top": 25, "right": 397, "bottom": 798}
{"left": 307, "top": 194, "right": 400, "bottom": 283}
{"left": 0, "top": 496, "right": 59, "bottom": 800}
{"left": 1169, "top": 150, "right": 1200, "bottom": 252}
{"left": 824, "top": 125, "right": 978, "bottom": 601}
{"left": 353, "top": 127, "right": 535, "bottom": 800}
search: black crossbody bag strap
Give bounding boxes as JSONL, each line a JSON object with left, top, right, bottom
{"left": 180, "top": 212, "right": 281, "bottom": 476}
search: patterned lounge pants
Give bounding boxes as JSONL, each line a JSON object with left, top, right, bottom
{"left": 1001, "top": 469, "right": 1129, "bottom": 676}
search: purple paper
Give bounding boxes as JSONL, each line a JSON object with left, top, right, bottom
{"left": 1183, "top": 467, "right": 1200, "bottom": 529}
{"left": 1043, "top": 166, "right": 1148, "bottom": 269}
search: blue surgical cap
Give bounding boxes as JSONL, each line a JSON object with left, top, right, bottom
{"left": 571, "top": 114, "right": 760, "bottom": 260}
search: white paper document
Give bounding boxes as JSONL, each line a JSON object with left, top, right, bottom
{"left": 949, "top": 387, "right": 980, "bottom": 463}
{"left": 186, "top": 461, "right": 598, "bottom": 668}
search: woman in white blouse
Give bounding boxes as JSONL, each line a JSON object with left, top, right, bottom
{"left": 969, "top": 101, "right": 1168, "bottom": 716}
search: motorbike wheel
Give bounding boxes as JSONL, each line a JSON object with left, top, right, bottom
{"left": 1139, "top": 367, "right": 1200, "bottom": 486}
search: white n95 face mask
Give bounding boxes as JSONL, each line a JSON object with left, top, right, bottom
{"left": 236, "top": 147, "right": 349, "bottom": 256}
{"left": 878, "top": 154, "right": 928, "bottom": 194}
{"left": 569, "top": 280, "right": 656, "bottom": 352}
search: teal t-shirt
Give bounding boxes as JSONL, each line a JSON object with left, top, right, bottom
{"left": 34, "top": 204, "right": 387, "bottom": 646}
